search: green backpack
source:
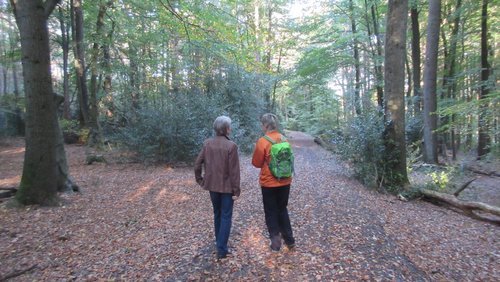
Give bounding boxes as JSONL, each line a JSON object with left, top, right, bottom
{"left": 263, "top": 134, "right": 294, "bottom": 179}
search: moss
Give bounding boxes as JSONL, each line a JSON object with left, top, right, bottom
{"left": 15, "top": 164, "right": 59, "bottom": 206}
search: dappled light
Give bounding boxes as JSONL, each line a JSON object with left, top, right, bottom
{"left": 0, "top": 147, "right": 25, "bottom": 155}
{"left": 0, "top": 0, "right": 498, "bottom": 279}
{"left": 0, "top": 175, "right": 20, "bottom": 187}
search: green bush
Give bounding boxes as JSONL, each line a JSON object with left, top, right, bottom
{"left": 335, "top": 110, "right": 386, "bottom": 188}
{"left": 107, "top": 65, "right": 269, "bottom": 163}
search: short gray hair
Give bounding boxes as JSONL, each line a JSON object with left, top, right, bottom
{"left": 213, "top": 116, "right": 232, "bottom": 136}
{"left": 261, "top": 113, "right": 278, "bottom": 130}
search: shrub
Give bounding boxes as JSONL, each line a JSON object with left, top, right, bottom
{"left": 335, "top": 110, "right": 385, "bottom": 188}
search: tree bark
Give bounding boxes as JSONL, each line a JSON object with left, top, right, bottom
{"left": 383, "top": 0, "right": 409, "bottom": 187}
{"left": 10, "top": 0, "right": 61, "bottom": 205}
{"left": 443, "top": 0, "right": 462, "bottom": 160}
{"left": 349, "top": 0, "right": 361, "bottom": 115}
{"left": 71, "top": 0, "right": 90, "bottom": 127}
{"left": 370, "top": 0, "right": 384, "bottom": 108}
{"left": 58, "top": 4, "right": 71, "bottom": 120}
{"left": 410, "top": 4, "right": 421, "bottom": 114}
{"left": 88, "top": 1, "right": 113, "bottom": 146}
{"left": 422, "top": 0, "right": 441, "bottom": 164}
{"left": 478, "top": 0, "right": 491, "bottom": 157}
{"left": 421, "top": 189, "right": 500, "bottom": 217}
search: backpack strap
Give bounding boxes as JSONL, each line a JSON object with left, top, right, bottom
{"left": 263, "top": 134, "right": 286, "bottom": 144}
{"left": 263, "top": 135, "right": 276, "bottom": 144}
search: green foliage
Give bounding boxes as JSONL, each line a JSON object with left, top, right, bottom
{"left": 59, "top": 119, "right": 79, "bottom": 134}
{"left": 429, "top": 171, "right": 449, "bottom": 190}
{"left": 107, "top": 65, "right": 268, "bottom": 163}
{"left": 109, "top": 95, "right": 215, "bottom": 163}
{"left": 0, "top": 94, "right": 24, "bottom": 137}
{"left": 335, "top": 110, "right": 385, "bottom": 188}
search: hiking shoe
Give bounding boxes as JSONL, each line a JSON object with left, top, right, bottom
{"left": 217, "top": 251, "right": 233, "bottom": 260}
{"left": 286, "top": 243, "right": 295, "bottom": 250}
{"left": 270, "top": 245, "right": 280, "bottom": 252}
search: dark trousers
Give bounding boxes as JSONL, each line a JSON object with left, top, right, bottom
{"left": 209, "top": 191, "right": 234, "bottom": 256}
{"left": 261, "top": 185, "right": 295, "bottom": 249}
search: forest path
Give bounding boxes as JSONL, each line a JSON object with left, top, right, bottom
{"left": 0, "top": 135, "right": 498, "bottom": 281}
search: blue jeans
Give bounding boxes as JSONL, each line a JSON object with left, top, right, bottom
{"left": 209, "top": 191, "right": 234, "bottom": 256}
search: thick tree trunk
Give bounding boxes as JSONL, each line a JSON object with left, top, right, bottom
{"left": 10, "top": 0, "right": 61, "bottom": 205}
{"left": 383, "top": 0, "right": 409, "bottom": 187}
{"left": 422, "top": 0, "right": 441, "bottom": 164}
{"left": 478, "top": 0, "right": 491, "bottom": 157}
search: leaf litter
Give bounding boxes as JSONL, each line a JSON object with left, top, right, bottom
{"left": 0, "top": 135, "right": 498, "bottom": 281}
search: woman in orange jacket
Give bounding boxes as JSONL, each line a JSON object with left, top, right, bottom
{"left": 252, "top": 113, "right": 295, "bottom": 251}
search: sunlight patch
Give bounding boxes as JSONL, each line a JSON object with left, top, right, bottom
{"left": 0, "top": 147, "right": 25, "bottom": 155}
{"left": 0, "top": 175, "right": 20, "bottom": 186}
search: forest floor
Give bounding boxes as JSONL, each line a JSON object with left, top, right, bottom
{"left": 0, "top": 133, "right": 498, "bottom": 281}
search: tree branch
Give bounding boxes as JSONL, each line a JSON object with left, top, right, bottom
{"left": 0, "top": 264, "right": 38, "bottom": 281}
{"left": 44, "top": 0, "right": 61, "bottom": 18}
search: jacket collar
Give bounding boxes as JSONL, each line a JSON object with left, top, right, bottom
{"left": 216, "top": 135, "right": 231, "bottom": 141}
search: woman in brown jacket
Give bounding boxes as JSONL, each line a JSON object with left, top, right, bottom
{"left": 252, "top": 113, "right": 295, "bottom": 252}
{"left": 195, "top": 116, "right": 240, "bottom": 259}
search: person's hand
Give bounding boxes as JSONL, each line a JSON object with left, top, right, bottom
{"left": 232, "top": 196, "right": 238, "bottom": 201}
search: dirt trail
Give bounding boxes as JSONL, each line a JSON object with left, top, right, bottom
{"left": 0, "top": 136, "right": 498, "bottom": 281}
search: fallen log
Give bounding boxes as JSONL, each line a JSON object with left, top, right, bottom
{"left": 453, "top": 177, "right": 478, "bottom": 197}
{"left": 0, "top": 264, "right": 37, "bottom": 281}
{"left": 421, "top": 189, "right": 500, "bottom": 217}
{"left": 0, "top": 187, "right": 17, "bottom": 199}
{"left": 464, "top": 165, "right": 499, "bottom": 177}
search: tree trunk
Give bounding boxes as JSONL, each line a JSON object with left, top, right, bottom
{"left": 422, "top": 0, "right": 441, "bottom": 164}
{"left": 10, "top": 0, "right": 62, "bottom": 205}
{"left": 71, "top": 0, "right": 90, "bottom": 127}
{"left": 443, "top": 0, "right": 462, "bottom": 161}
{"left": 88, "top": 1, "right": 113, "bottom": 146}
{"left": 410, "top": 4, "right": 422, "bottom": 115}
{"left": 349, "top": 0, "right": 361, "bottom": 115}
{"left": 370, "top": 1, "right": 384, "bottom": 108}
{"left": 58, "top": 5, "right": 71, "bottom": 120}
{"left": 383, "top": 0, "right": 409, "bottom": 187}
{"left": 478, "top": 0, "right": 491, "bottom": 157}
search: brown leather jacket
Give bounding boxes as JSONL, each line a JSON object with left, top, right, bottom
{"left": 194, "top": 136, "right": 241, "bottom": 196}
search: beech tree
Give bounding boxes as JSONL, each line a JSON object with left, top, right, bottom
{"left": 383, "top": 0, "right": 409, "bottom": 187}
{"left": 422, "top": 0, "right": 441, "bottom": 164}
{"left": 478, "top": 0, "right": 491, "bottom": 158}
{"left": 10, "top": 0, "right": 76, "bottom": 205}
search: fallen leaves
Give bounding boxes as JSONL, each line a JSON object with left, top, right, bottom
{"left": 0, "top": 135, "right": 498, "bottom": 281}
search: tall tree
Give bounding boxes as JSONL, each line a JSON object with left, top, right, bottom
{"left": 57, "top": 3, "right": 71, "bottom": 120}
{"left": 442, "top": 0, "right": 462, "bottom": 160}
{"left": 410, "top": 1, "right": 421, "bottom": 114}
{"left": 366, "top": 0, "right": 384, "bottom": 108}
{"left": 383, "top": 0, "right": 409, "bottom": 187}
{"left": 88, "top": 0, "right": 114, "bottom": 146}
{"left": 71, "top": 0, "right": 90, "bottom": 127}
{"left": 349, "top": 0, "right": 361, "bottom": 115}
{"left": 478, "top": 0, "right": 491, "bottom": 157}
{"left": 10, "top": 0, "right": 73, "bottom": 205}
{"left": 422, "top": 0, "right": 441, "bottom": 164}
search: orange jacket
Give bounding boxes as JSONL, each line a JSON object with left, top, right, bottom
{"left": 251, "top": 130, "right": 293, "bottom": 188}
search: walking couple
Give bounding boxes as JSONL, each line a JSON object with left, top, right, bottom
{"left": 194, "top": 113, "right": 295, "bottom": 260}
